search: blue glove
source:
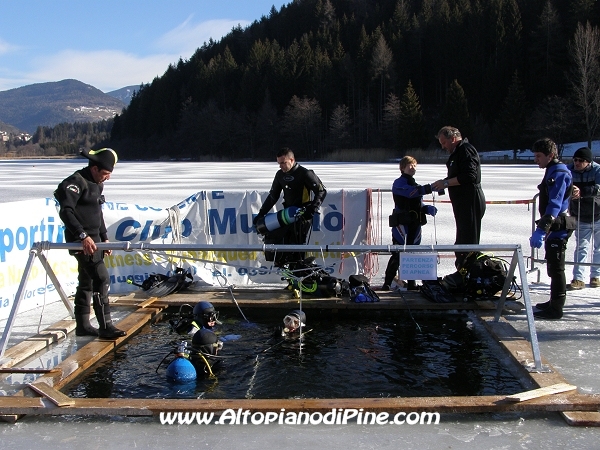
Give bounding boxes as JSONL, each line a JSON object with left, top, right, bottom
{"left": 425, "top": 205, "right": 437, "bottom": 216}
{"left": 529, "top": 228, "right": 546, "bottom": 249}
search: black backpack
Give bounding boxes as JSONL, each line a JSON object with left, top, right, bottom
{"left": 348, "top": 274, "right": 380, "bottom": 303}
{"left": 441, "top": 252, "right": 508, "bottom": 299}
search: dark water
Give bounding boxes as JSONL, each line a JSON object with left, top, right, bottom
{"left": 66, "top": 309, "right": 523, "bottom": 399}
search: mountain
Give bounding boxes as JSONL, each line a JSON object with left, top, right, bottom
{"left": 106, "top": 85, "right": 140, "bottom": 105}
{"left": 0, "top": 79, "right": 125, "bottom": 133}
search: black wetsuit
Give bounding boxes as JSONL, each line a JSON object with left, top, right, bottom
{"left": 54, "top": 167, "right": 112, "bottom": 326}
{"left": 446, "top": 138, "right": 486, "bottom": 264}
{"left": 258, "top": 163, "right": 327, "bottom": 265}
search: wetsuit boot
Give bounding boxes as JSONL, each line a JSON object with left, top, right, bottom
{"left": 74, "top": 289, "right": 98, "bottom": 336}
{"left": 533, "top": 294, "right": 565, "bottom": 320}
{"left": 93, "top": 293, "right": 127, "bottom": 339}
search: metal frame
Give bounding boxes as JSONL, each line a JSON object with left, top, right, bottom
{"left": 1, "top": 241, "right": 544, "bottom": 371}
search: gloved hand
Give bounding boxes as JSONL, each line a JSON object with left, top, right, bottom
{"left": 529, "top": 228, "right": 546, "bottom": 249}
{"left": 302, "top": 204, "right": 318, "bottom": 220}
{"left": 425, "top": 205, "right": 437, "bottom": 216}
{"left": 252, "top": 213, "right": 264, "bottom": 228}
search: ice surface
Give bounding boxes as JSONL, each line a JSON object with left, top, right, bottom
{"left": 1, "top": 159, "right": 599, "bottom": 448}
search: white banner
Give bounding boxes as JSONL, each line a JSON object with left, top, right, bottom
{"left": 0, "top": 190, "right": 371, "bottom": 320}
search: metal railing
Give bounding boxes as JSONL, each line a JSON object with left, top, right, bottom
{"left": 0, "top": 241, "right": 545, "bottom": 372}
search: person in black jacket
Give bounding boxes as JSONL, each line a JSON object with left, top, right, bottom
{"left": 431, "top": 126, "right": 486, "bottom": 266}
{"left": 253, "top": 148, "right": 327, "bottom": 267}
{"left": 54, "top": 148, "right": 126, "bottom": 339}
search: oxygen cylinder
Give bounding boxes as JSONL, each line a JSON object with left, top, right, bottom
{"left": 166, "top": 342, "right": 197, "bottom": 382}
{"left": 255, "top": 206, "right": 302, "bottom": 235}
{"left": 166, "top": 357, "right": 197, "bottom": 382}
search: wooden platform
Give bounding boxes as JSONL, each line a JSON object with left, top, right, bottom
{"left": 1, "top": 287, "right": 599, "bottom": 426}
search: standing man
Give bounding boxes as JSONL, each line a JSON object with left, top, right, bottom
{"left": 431, "top": 126, "right": 486, "bottom": 266}
{"left": 530, "top": 138, "right": 574, "bottom": 320}
{"left": 253, "top": 148, "right": 327, "bottom": 267}
{"left": 567, "top": 146, "right": 600, "bottom": 290}
{"left": 54, "top": 148, "right": 127, "bottom": 339}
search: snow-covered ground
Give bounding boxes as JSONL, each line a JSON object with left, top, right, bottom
{"left": 1, "top": 159, "right": 600, "bottom": 449}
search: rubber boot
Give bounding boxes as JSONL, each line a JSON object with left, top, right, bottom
{"left": 74, "top": 290, "right": 98, "bottom": 336}
{"left": 533, "top": 295, "right": 565, "bottom": 320}
{"left": 75, "top": 310, "right": 99, "bottom": 336}
{"left": 93, "top": 293, "right": 127, "bottom": 339}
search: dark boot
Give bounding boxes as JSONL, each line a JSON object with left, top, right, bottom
{"left": 534, "top": 295, "right": 565, "bottom": 320}
{"left": 93, "top": 293, "right": 127, "bottom": 339}
{"left": 74, "top": 291, "right": 98, "bottom": 336}
{"left": 75, "top": 311, "right": 98, "bottom": 336}
{"left": 534, "top": 300, "right": 551, "bottom": 311}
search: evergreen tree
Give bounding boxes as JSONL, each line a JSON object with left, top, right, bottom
{"left": 398, "top": 81, "right": 427, "bottom": 151}
{"left": 441, "top": 79, "right": 472, "bottom": 139}
{"left": 495, "top": 71, "right": 529, "bottom": 150}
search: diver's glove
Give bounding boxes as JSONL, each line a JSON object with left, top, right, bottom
{"left": 529, "top": 228, "right": 546, "bottom": 249}
{"left": 425, "top": 205, "right": 437, "bottom": 216}
{"left": 252, "top": 213, "right": 264, "bottom": 228}
{"left": 302, "top": 204, "right": 318, "bottom": 220}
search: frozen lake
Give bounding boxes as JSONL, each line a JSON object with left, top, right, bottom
{"left": 1, "top": 159, "right": 599, "bottom": 449}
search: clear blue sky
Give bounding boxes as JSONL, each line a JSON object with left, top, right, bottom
{"left": 0, "top": 1, "right": 289, "bottom": 93}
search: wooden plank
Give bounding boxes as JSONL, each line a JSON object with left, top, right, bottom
{"left": 0, "top": 319, "right": 75, "bottom": 369}
{"left": 505, "top": 383, "right": 577, "bottom": 402}
{"left": 137, "top": 297, "right": 158, "bottom": 308}
{"left": 1, "top": 392, "right": 599, "bottom": 417}
{"left": 561, "top": 411, "right": 600, "bottom": 427}
{"left": 32, "top": 307, "right": 162, "bottom": 390}
{"left": 27, "top": 382, "right": 75, "bottom": 407}
{"left": 0, "top": 368, "right": 60, "bottom": 374}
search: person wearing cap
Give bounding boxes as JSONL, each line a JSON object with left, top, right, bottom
{"left": 54, "top": 148, "right": 127, "bottom": 339}
{"left": 567, "top": 146, "right": 600, "bottom": 290}
{"left": 173, "top": 301, "right": 221, "bottom": 336}
{"left": 529, "top": 138, "right": 575, "bottom": 320}
{"left": 252, "top": 148, "right": 327, "bottom": 267}
{"left": 431, "top": 126, "right": 486, "bottom": 267}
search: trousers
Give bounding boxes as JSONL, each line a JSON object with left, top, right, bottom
{"left": 572, "top": 219, "right": 600, "bottom": 280}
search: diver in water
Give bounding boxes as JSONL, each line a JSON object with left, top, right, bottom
{"left": 281, "top": 309, "right": 306, "bottom": 338}
{"left": 171, "top": 300, "right": 221, "bottom": 337}
{"left": 190, "top": 328, "right": 223, "bottom": 376}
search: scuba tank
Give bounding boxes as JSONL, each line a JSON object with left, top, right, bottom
{"left": 255, "top": 206, "right": 304, "bottom": 235}
{"left": 165, "top": 341, "right": 197, "bottom": 382}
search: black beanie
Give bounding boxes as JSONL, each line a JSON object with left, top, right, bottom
{"left": 574, "top": 147, "right": 593, "bottom": 163}
{"left": 81, "top": 148, "right": 118, "bottom": 172}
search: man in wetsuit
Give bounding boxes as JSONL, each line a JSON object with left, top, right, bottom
{"left": 54, "top": 148, "right": 126, "bottom": 339}
{"left": 253, "top": 148, "right": 327, "bottom": 266}
{"left": 530, "top": 138, "right": 574, "bottom": 320}
{"left": 431, "top": 126, "right": 486, "bottom": 267}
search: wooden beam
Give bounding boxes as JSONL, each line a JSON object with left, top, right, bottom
{"left": 0, "top": 392, "right": 599, "bottom": 417}
{"left": 0, "top": 368, "right": 60, "bottom": 374}
{"left": 27, "top": 382, "right": 75, "bottom": 407}
{"left": 505, "top": 383, "right": 577, "bottom": 402}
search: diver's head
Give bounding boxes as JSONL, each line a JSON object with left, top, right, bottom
{"left": 192, "top": 328, "right": 223, "bottom": 356}
{"left": 193, "top": 301, "right": 221, "bottom": 329}
{"left": 283, "top": 310, "right": 306, "bottom": 333}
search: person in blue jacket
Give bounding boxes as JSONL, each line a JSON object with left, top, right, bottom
{"left": 530, "top": 138, "right": 575, "bottom": 320}
{"left": 382, "top": 156, "right": 437, "bottom": 291}
{"left": 566, "top": 146, "right": 600, "bottom": 290}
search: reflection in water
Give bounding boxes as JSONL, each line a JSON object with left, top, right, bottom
{"left": 66, "top": 310, "right": 523, "bottom": 399}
